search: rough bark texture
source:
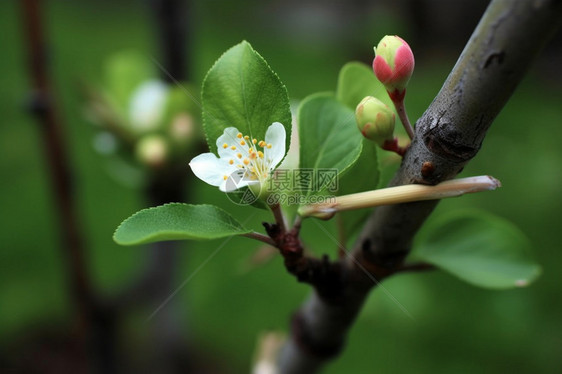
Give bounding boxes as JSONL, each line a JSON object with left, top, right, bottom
{"left": 278, "top": 0, "right": 562, "bottom": 372}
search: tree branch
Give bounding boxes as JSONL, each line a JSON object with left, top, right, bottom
{"left": 20, "top": 0, "right": 94, "bottom": 339}
{"left": 278, "top": 0, "right": 562, "bottom": 372}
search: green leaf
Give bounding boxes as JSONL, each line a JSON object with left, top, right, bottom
{"left": 202, "top": 41, "right": 292, "bottom": 155}
{"left": 298, "top": 93, "right": 363, "bottom": 194}
{"left": 114, "top": 203, "right": 251, "bottom": 245}
{"left": 410, "top": 210, "right": 541, "bottom": 290}
{"left": 336, "top": 139, "right": 380, "bottom": 241}
{"left": 375, "top": 147, "right": 401, "bottom": 189}
{"left": 336, "top": 62, "right": 390, "bottom": 110}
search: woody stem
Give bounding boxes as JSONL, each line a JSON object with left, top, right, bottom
{"left": 270, "top": 203, "right": 288, "bottom": 234}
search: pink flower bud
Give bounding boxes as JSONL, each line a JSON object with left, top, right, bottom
{"left": 373, "top": 35, "right": 415, "bottom": 101}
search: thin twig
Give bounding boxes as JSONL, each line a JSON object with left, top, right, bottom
{"left": 270, "top": 203, "right": 288, "bottom": 234}
{"left": 242, "top": 232, "right": 277, "bottom": 246}
{"left": 299, "top": 175, "right": 501, "bottom": 218}
{"left": 393, "top": 97, "right": 414, "bottom": 139}
{"left": 291, "top": 214, "right": 303, "bottom": 235}
{"left": 396, "top": 262, "right": 436, "bottom": 273}
{"left": 20, "top": 0, "right": 93, "bottom": 333}
{"left": 335, "top": 215, "right": 346, "bottom": 258}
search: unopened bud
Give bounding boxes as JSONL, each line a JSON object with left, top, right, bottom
{"left": 355, "top": 96, "right": 395, "bottom": 146}
{"left": 135, "top": 135, "right": 168, "bottom": 167}
{"left": 373, "top": 35, "right": 415, "bottom": 101}
{"left": 170, "top": 113, "right": 194, "bottom": 141}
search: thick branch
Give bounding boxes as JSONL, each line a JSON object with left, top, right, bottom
{"left": 279, "top": 1, "right": 562, "bottom": 372}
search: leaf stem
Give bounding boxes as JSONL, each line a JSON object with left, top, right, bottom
{"left": 299, "top": 176, "right": 501, "bottom": 219}
{"left": 396, "top": 262, "right": 436, "bottom": 273}
{"left": 242, "top": 231, "right": 277, "bottom": 246}
{"left": 291, "top": 214, "right": 302, "bottom": 235}
{"left": 270, "top": 203, "right": 288, "bottom": 233}
{"left": 381, "top": 137, "right": 409, "bottom": 156}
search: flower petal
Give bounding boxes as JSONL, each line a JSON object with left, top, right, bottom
{"left": 217, "top": 127, "right": 244, "bottom": 159}
{"left": 189, "top": 153, "right": 234, "bottom": 187}
{"left": 264, "top": 122, "right": 286, "bottom": 170}
{"left": 219, "top": 170, "right": 259, "bottom": 192}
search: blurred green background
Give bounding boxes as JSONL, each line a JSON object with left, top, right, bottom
{"left": 1, "top": 0, "right": 561, "bottom": 373}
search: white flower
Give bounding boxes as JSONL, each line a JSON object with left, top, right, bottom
{"left": 189, "top": 122, "right": 286, "bottom": 192}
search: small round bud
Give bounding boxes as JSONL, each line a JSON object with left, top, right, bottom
{"left": 135, "top": 135, "right": 169, "bottom": 167}
{"left": 373, "top": 35, "right": 415, "bottom": 101}
{"left": 170, "top": 113, "right": 194, "bottom": 141}
{"left": 355, "top": 96, "right": 395, "bottom": 146}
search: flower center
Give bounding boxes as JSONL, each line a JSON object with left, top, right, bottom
{"left": 221, "top": 131, "right": 273, "bottom": 183}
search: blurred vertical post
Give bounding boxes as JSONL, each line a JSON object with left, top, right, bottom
{"left": 145, "top": 1, "right": 192, "bottom": 372}
{"left": 152, "top": 0, "right": 190, "bottom": 82}
{"left": 20, "top": 0, "right": 93, "bottom": 339}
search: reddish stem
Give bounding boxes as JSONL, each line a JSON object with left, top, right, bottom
{"left": 381, "top": 138, "right": 409, "bottom": 156}
{"left": 270, "top": 203, "right": 287, "bottom": 234}
{"left": 390, "top": 92, "right": 415, "bottom": 139}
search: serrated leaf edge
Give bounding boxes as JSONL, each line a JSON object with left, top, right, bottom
{"left": 297, "top": 92, "right": 364, "bottom": 196}
{"left": 113, "top": 202, "right": 250, "bottom": 245}
{"left": 201, "top": 40, "right": 292, "bottom": 159}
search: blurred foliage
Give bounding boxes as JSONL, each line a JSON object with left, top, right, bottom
{"left": 1, "top": 0, "right": 561, "bottom": 373}
{"left": 84, "top": 49, "right": 201, "bottom": 178}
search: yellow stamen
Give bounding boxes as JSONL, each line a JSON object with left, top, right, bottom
{"left": 266, "top": 143, "right": 272, "bottom": 149}
{"left": 237, "top": 133, "right": 243, "bottom": 139}
{"left": 223, "top": 175, "right": 228, "bottom": 180}
{"left": 240, "top": 140, "right": 246, "bottom": 146}
{"left": 222, "top": 143, "right": 228, "bottom": 149}
{"left": 250, "top": 153, "right": 257, "bottom": 160}
{"left": 258, "top": 140, "right": 266, "bottom": 148}
{"left": 231, "top": 145, "right": 236, "bottom": 150}
{"left": 244, "top": 135, "right": 249, "bottom": 140}
{"left": 243, "top": 158, "right": 250, "bottom": 165}
{"left": 252, "top": 138, "right": 257, "bottom": 144}
{"left": 229, "top": 159, "right": 234, "bottom": 165}
{"left": 237, "top": 153, "right": 242, "bottom": 159}
{"left": 258, "top": 151, "right": 264, "bottom": 158}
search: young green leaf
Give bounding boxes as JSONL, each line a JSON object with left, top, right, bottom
{"left": 114, "top": 203, "right": 251, "bottom": 245}
{"left": 202, "top": 41, "right": 291, "bottom": 155}
{"left": 410, "top": 210, "right": 541, "bottom": 289}
{"left": 336, "top": 139, "right": 380, "bottom": 242}
{"left": 336, "top": 62, "right": 391, "bottom": 110}
{"left": 298, "top": 93, "right": 363, "bottom": 194}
